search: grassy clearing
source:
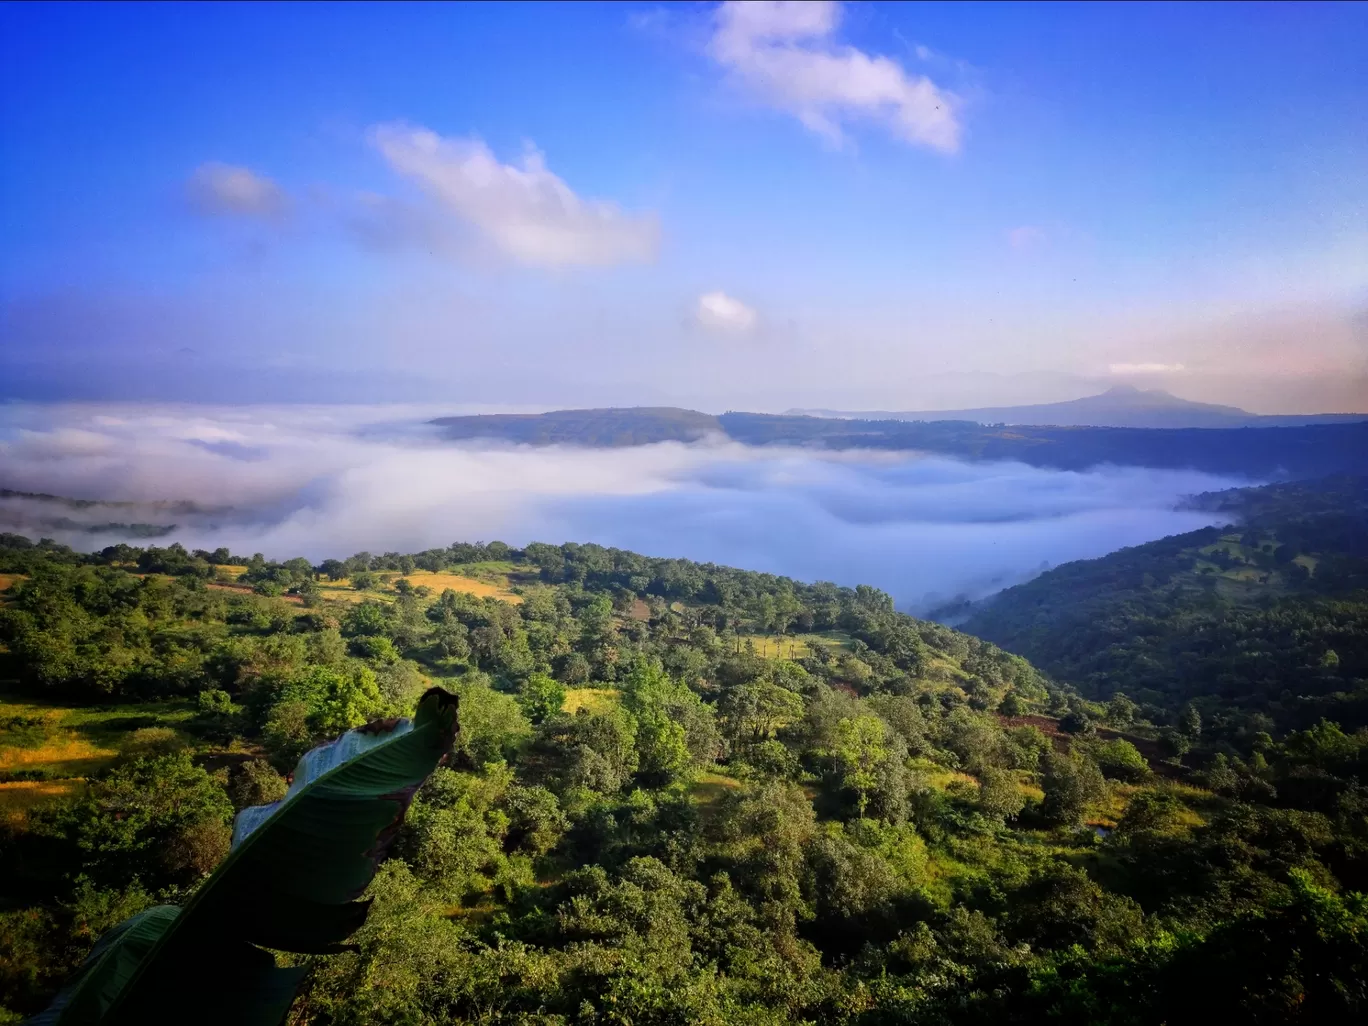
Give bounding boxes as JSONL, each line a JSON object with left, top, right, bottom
{"left": 690, "top": 771, "right": 743, "bottom": 814}
{"left": 562, "top": 688, "right": 621, "bottom": 716}
{"left": 0, "top": 694, "right": 198, "bottom": 825}
{"left": 0, "top": 572, "right": 26, "bottom": 592}
{"left": 314, "top": 568, "right": 522, "bottom": 605}
{"left": 908, "top": 758, "right": 978, "bottom": 792}
{"left": 735, "top": 635, "right": 814, "bottom": 660}
{"left": 407, "top": 570, "right": 522, "bottom": 602}
{"left": 733, "top": 631, "right": 853, "bottom": 661}
{"left": 0, "top": 779, "right": 84, "bottom": 824}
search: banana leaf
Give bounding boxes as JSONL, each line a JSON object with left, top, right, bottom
{"left": 33, "top": 686, "right": 458, "bottom": 1026}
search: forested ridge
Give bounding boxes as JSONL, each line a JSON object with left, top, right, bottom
{"left": 1, "top": 503, "right": 1366, "bottom": 1023}
{"left": 965, "top": 476, "right": 1368, "bottom": 734}
{"left": 427, "top": 405, "right": 1368, "bottom": 478}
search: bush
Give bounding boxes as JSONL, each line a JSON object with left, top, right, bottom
{"left": 1041, "top": 753, "right": 1107, "bottom": 826}
{"left": 226, "top": 759, "right": 288, "bottom": 811}
{"left": 1091, "top": 738, "right": 1151, "bottom": 782}
{"left": 120, "top": 727, "right": 187, "bottom": 761}
{"left": 351, "top": 635, "right": 399, "bottom": 664}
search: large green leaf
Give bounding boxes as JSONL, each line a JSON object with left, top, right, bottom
{"left": 36, "top": 686, "right": 458, "bottom": 1025}
{"left": 28, "top": 906, "right": 180, "bottom": 1026}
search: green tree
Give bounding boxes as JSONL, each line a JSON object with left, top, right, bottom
{"left": 1179, "top": 702, "right": 1203, "bottom": 740}
{"left": 41, "top": 753, "right": 233, "bottom": 891}
{"left": 225, "top": 759, "right": 288, "bottom": 811}
{"left": 1091, "top": 738, "right": 1151, "bottom": 781}
{"left": 978, "top": 767, "right": 1027, "bottom": 821}
{"left": 1104, "top": 691, "right": 1139, "bottom": 728}
{"left": 276, "top": 664, "right": 386, "bottom": 736}
{"left": 1040, "top": 752, "right": 1107, "bottom": 827}
{"left": 831, "top": 715, "right": 891, "bottom": 818}
{"left": 517, "top": 672, "right": 567, "bottom": 725}
{"left": 722, "top": 681, "right": 804, "bottom": 745}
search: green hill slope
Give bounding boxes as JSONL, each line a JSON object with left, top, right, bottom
{"left": 964, "top": 476, "right": 1368, "bottom": 734}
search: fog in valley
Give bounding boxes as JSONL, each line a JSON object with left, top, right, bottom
{"left": 0, "top": 403, "right": 1249, "bottom": 612}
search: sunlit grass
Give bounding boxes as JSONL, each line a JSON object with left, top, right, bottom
{"left": 0, "top": 694, "right": 197, "bottom": 825}
{"left": 0, "top": 779, "right": 84, "bottom": 824}
{"left": 314, "top": 568, "right": 522, "bottom": 605}
{"left": 562, "top": 687, "right": 620, "bottom": 715}
{"left": 732, "top": 631, "right": 852, "bottom": 660}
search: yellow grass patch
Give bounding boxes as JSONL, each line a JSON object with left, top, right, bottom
{"left": 0, "top": 696, "right": 194, "bottom": 826}
{"left": 908, "top": 759, "right": 978, "bottom": 791}
{"left": 691, "top": 772, "right": 743, "bottom": 815}
{"left": 0, "top": 779, "right": 84, "bottom": 824}
{"left": 925, "top": 654, "right": 970, "bottom": 680}
{"left": 315, "top": 569, "right": 522, "bottom": 605}
{"left": 733, "top": 631, "right": 852, "bottom": 661}
{"left": 406, "top": 570, "right": 522, "bottom": 602}
{"left": 736, "top": 635, "right": 813, "bottom": 660}
{"left": 0, "top": 573, "right": 26, "bottom": 592}
{"left": 562, "top": 688, "right": 620, "bottom": 716}
{"left": 0, "top": 735, "right": 116, "bottom": 778}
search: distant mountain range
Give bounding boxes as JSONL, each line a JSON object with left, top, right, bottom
{"left": 786, "top": 385, "right": 1367, "bottom": 429}
{"left": 428, "top": 405, "right": 1368, "bottom": 480}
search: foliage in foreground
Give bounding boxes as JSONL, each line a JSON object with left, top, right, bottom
{"left": 1, "top": 487, "right": 1367, "bottom": 1023}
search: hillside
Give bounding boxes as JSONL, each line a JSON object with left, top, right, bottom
{"left": 4, "top": 526, "right": 1368, "bottom": 1022}
{"left": 788, "top": 385, "right": 1368, "bottom": 429}
{"left": 430, "top": 406, "right": 722, "bottom": 446}
{"left": 964, "top": 476, "right": 1368, "bottom": 734}
{"left": 427, "top": 405, "right": 1368, "bottom": 478}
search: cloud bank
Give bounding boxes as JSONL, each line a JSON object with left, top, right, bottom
{"left": 709, "top": 1, "right": 961, "bottom": 152}
{"left": 0, "top": 404, "right": 1249, "bottom": 612}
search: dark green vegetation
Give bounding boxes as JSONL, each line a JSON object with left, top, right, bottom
{"left": 789, "top": 384, "right": 1368, "bottom": 430}
{"left": 430, "top": 407, "right": 721, "bottom": 446}
{"left": 3, "top": 503, "right": 1368, "bottom": 1023}
{"left": 428, "top": 405, "right": 1368, "bottom": 478}
{"left": 33, "top": 690, "right": 457, "bottom": 1026}
{"left": 966, "top": 476, "right": 1368, "bottom": 734}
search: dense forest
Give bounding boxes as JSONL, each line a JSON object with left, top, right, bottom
{"left": 965, "top": 476, "right": 1368, "bottom": 735}
{"left": 427, "top": 405, "right": 1368, "bottom": 478}
{"left": 2, "top": 483, "right": 1367, "bottom": 1023}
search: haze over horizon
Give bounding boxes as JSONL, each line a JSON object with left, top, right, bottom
{"left": 3, "top": 1, "right": 1365, "bottom": 414}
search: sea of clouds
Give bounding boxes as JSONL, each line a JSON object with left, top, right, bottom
{"left": 0, "top": 403, "right": 1253, "bottom": 612}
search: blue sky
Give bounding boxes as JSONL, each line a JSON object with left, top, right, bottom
{"left": 2, "top": 1, "right": 1365, "bottom": 412}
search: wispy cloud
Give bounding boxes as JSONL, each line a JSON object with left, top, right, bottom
{"left": 708, "top": 1, "right": 961, "bottom": 152}
{"left": 186, "top": 163, "right": 288, "bottom": 219}
{"left": 369, "top": 124, "right": 660, "bottom": 268}
{"left": 695, "top": 290, "right": 758, "bottom": 333}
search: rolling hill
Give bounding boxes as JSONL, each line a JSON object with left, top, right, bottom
{"left": 429, "top": 406, "right": 1368, "bottom": 479}
{"left": 787, "top": 385, "right": 1368, "bottom": 429}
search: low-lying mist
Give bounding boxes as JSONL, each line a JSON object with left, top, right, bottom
{"left": 0, "top": 403, "right": 1252, "bottom": 612}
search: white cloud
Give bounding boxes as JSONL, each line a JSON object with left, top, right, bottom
{"left": 1109, "top": 362, "right": 1187, "bottom": 374}
{"left": 0, "top": 403, "right": 1246, "bottom": 612}
{"left": 708, "top": 1, "right": 961, "bottom": 152}
{"left": 370, "top": 124, "right": 660, "bottom": 268}
{"left": 695, "top": 290, "right": 758, "bottom": 333}
{"left": 187, "top": 163, "right": 287, "bottom": 218}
